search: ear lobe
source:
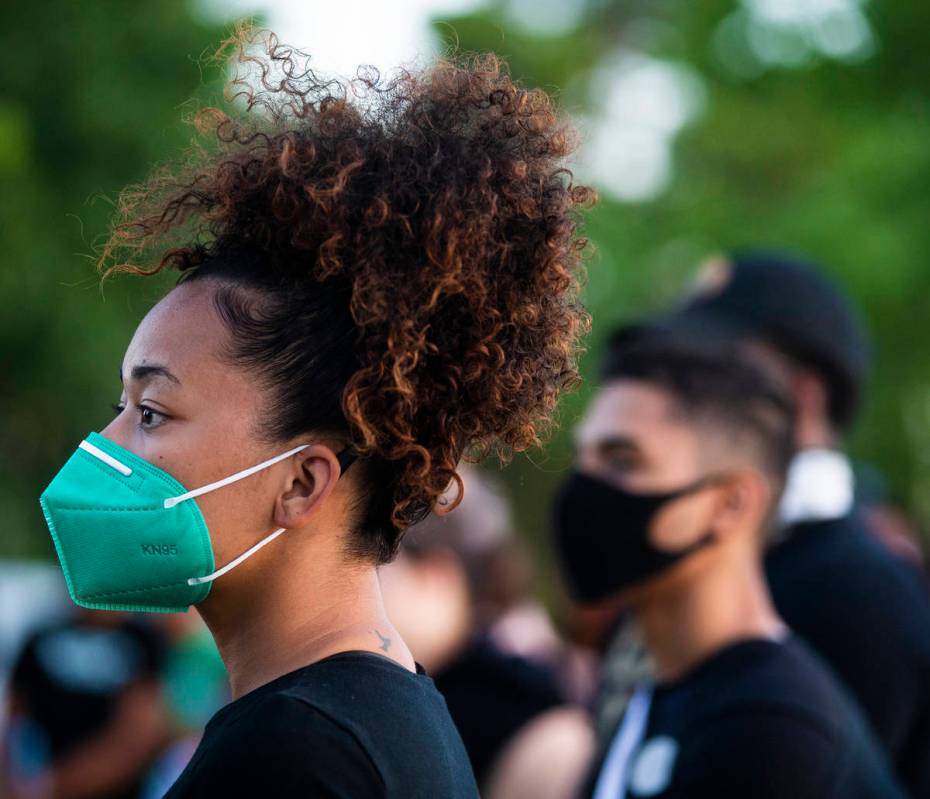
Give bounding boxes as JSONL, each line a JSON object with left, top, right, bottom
{"left": 714, "top": 473, "right": 768, "bottom": 537}
{"left": 706, "top": 479, "right": 745, "bottom": 538}
{"left": 725, "top": 487, "right": 743, "bottom": 511}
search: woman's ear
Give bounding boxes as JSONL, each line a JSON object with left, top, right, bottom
{"left": 273, "top": 444, "right": 342, "bottom": 529}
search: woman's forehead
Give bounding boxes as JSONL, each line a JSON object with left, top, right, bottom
{"left": 121, "top": 282, "right": 230, "bottom": 387}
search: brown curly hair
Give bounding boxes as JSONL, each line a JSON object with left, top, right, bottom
{"left": 100, "top": 29, "right": 594, "bottom": 562}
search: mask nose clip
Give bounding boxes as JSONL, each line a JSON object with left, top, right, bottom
{"left": 78, "top": 439, "right": 133, "bottom": 476}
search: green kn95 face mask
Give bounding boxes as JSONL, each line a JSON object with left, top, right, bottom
{"left": 39, "top": 432, "right": 315, "bottom": 613}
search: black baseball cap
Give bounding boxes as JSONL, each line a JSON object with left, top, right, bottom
{"left": 610, "top": 250, "right": 871, "bottom": 430}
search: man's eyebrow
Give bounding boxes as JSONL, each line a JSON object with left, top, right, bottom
{"left": 573, "top": 433, "right": 640, "bottom": 456}
{"left": 595, "top": 434, "right": 640, "bottom": 453}
{"left": 119, "top": 364, "right": 181, "bottom": 385}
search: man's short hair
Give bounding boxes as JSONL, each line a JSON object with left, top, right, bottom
{"left": 602, "top": 331, "right": 797, "bottom": 486}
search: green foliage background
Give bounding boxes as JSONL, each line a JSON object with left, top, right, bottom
{"left": 0, "top": 3, "right": 225, "bottom": 555}
{"left": 436, "top": 0, "right": 930, "bottom": 582}
{"left": 3, "top": 2, "right": 929, "bottom": 575}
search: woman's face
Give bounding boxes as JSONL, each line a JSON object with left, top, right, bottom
{"left": 100, "top": 279, "right": 303, "bottom": 594}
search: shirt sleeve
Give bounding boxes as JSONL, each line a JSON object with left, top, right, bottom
{"left": 662, "top": 708, "right": 838, "bottom": 799}
{"left": 898, "top": 693, "right": 930, "bottom": 799}
{"left": 188, "top": 692, "right": 386, "bottom": 799}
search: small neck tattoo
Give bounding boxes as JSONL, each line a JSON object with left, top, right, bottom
{"left": 372, "top": 629, "right": 392, "bottom": 652}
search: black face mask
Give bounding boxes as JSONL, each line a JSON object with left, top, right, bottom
{"left": 552, "top": 470, "right": 719, "bottom": 603}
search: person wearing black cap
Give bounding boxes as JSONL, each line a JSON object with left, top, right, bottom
{"left": 634, "top": 250, "right": 930, "bottom": 797}
{"left": 552, "top": 337, "right": 904, "bottom": 798}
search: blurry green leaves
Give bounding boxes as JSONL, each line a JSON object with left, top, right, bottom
{"left": 0, "top": 2, "right": 227, "bottom": 557}
{"left": 0, "top": 103, "right": 30, "bottom": 175}
{"left": 4, "top": 0, "right": 930, "bottom": 563}
{"left": 434, "top": 0, "right": 930, "bottom": 562}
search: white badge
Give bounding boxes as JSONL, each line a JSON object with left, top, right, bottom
{"left": 629, "top": 736, "right": 679, "bottom": 796}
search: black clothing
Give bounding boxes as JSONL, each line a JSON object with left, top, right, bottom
{"left": 434, "top": 637, "right": 563, "bottom": 786}
{"left": 767, "top": 510, "right": 930, "bottom": 797}
{"left": 9, "top": 617, "right": 166, "bottom": 799}
{"left": 593, "top": 637, "right": 903, "bottom": 798}
{"left": 164, "top": 651, "right": 478, "bottom": 799}
{"left": 633, "top": 251, "right": 870, "bottom": 426}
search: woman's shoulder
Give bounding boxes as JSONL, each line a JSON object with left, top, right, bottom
{"left": 167, "top": 688, "right": 385, "bottom": 798}
{"left": 273, "top": 652, "right": 467, "bottom": 753}
{"left": 269, "top": 652, "right": 478, "bottom": 796}
{"left": 175, "top": 654, "right": 476, "bottom": 798}
{"left": 211, "top": 651, "right": 431, "bottom": 738}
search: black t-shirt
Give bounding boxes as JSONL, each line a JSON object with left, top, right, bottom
{"left": 766, "top": 510, "right": 930, "bottom": 797}
{"left": 164, "top": 651, "right": 479, "bottom": 799}
{"left": 591, "top": 637, "right": 904, "bottom": 799}
{"left": 434, "top": 637, "right": 563, "bottom": 786}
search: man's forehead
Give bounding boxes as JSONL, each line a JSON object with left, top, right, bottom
{"left": 576, "top": 380, "right": 683, "bottom": 447}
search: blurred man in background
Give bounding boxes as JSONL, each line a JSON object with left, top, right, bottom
{"left": 381, "top": 466, "right": 595, "bottom": 799}
{"left": 656, "top": 251, "right": 930, "bottom": 796}
{"left": 593, "top": 250, "right": 930, "bottom": 796}
{"left": 554, "top": 337, "right": 903, "bottom": 797}
{"left": 2, "top": 610, "right": 170, "bottom": 799}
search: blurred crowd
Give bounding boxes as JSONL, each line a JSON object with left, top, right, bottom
{"left": 3, "top": 250, "right": 930, "bottom": 798}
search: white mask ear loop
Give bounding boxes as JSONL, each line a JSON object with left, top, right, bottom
{"left": 163, "top": 444, "right": 309, "bottom": 509}
{"left": 163, "top": 444, "right": 310, "bottom": 587}
{"left": 188, "top": 528, "right": 286, "bottom": 586}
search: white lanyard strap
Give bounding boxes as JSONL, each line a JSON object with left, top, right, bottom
{"left": 164, "top": 445, "right": 309, "bottom": 509}
{"left": 593, "top": 684, "right": 653, "bottom": 799}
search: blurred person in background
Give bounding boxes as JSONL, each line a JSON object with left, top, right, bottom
{"left": 0, "top": 564, "right": 71, "bottom": 715}
{"left": 639, "top": 250, "right": 930, "bottom": 796}
{"left": 854, "top": 465, "right": 926, "bottom": 571}
{"left": 1, "top": 610, "right": 170, "bottom": 799}
{"left": 137, "top": 613, "right": 228, "bottom": 799}
{"left": 381, "top": 465, "right": 594, "bottom": 799}
{"left": 553, "top": 337, "right": 904, "bottom": 797}
{"left": 35, "top": 30, "right": 593, "bottom": 798}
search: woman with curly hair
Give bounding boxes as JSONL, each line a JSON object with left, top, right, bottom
{"left": 39, "top": 30, "right": 593, "bottom": 798}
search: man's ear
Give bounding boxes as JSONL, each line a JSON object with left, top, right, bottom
{"left": 712, "top": 469, "right": 771, "bottom": 539}
{"left": 273, "top": 444, "right": 342, "bottom": 529}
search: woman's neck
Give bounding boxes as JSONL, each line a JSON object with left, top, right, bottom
{"left": 635, "top": 548, "right": 786, "bottom": 683}
{"left": 198, "top": 541, "right": 415, "bottom": 699}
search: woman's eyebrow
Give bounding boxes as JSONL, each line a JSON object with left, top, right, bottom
{"left": 119, "top": 364, "right": 181, "bottom": 385}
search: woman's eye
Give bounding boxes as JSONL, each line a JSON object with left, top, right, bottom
{"left": 138, "top": 405, "right": 168, "bottom": 430}
{"left": 111, "top": 401, "right": 168, "bottom": 429}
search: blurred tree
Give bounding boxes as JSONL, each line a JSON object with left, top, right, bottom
{"left": 5, "top": 0, "right": 930, "bottom": 575}
{"left": 0, "top": 3, "right": 226, "bottom": 555}
{"left": 433, "top": 0, "right": 930, "bottom": 585}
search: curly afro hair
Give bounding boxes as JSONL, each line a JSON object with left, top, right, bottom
{"left": 99, "top": 29, "right": 595, "bottom": 562}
